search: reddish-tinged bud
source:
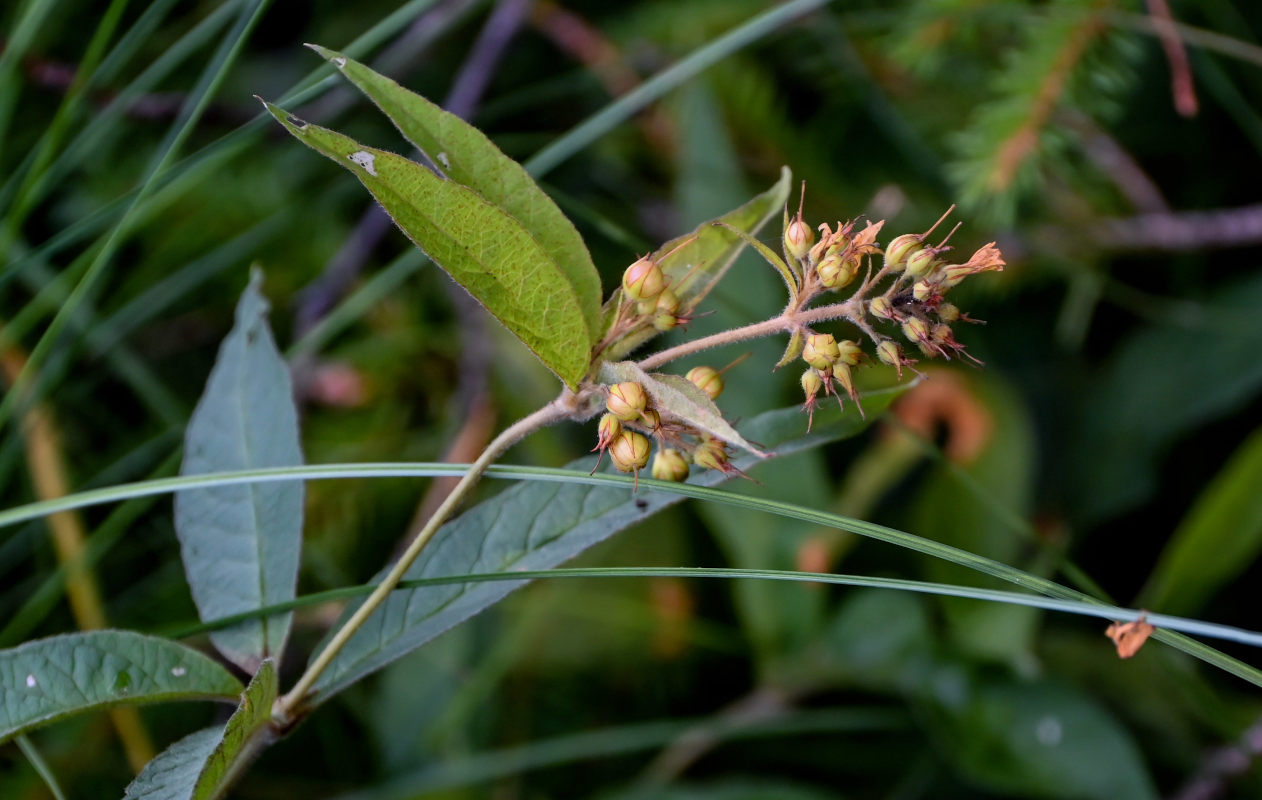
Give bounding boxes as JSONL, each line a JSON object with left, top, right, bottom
{"left": 784, "top": 218, "right": 815, "bottom": 262}
{"left": 831, "top": 363, "right": 864, "bottom": 419}
{"left": 693, "top": 438, "right": 729, "bottom": 472}
{"left": 904, "top": 248, "right": 939, "bottom": 279}
{"left": 622, "top": 257, "right": 667, "bottom": 302}
{"left": 607, "top": 382, "right": 648, "bottom": 421}
{"left": 884, "top": 233, "right": 923, "bottom": 272}
{"left": 941, "top": 242, "right": 1005, "bottom": 285}
{"left": 869, "top": 295, "right": 898, "bottom": 322}
{"left": 902, "top": 317, "right": 939, "bottom": 356}
{"left": 641, "top": 408, "right": 662, "bottom": 434}
{"left": 877, "top": 340, "right": 915, "bottom": 379}
{"left": 801, "top": 367, "right": 824, "bottom": 431}
{"left": 609, "top": 430, "right": 651, "bottom": 473}
{"left": 802, "top": 333, "right": 841, "bottom": 370}
{"left": 652, "top": 448, "right": 690, "bottom": 482}
{"left": 594, "top": 413, "right": 621, "bottom": 450}
{"left": 686, "top": 366, "right": 724, "bottom": 400}
{"left": 836, "top": 339, "right": 863, "bottom": 366}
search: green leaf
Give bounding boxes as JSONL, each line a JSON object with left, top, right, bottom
{"left": 598, "top": 361, "right": 767, "bottom": 457}
{"left": 1140, "top": 424, "right": 1262, "bottom": 614}
{"left": 259, "top": 100, "right": 595, "bottom": 389}
{"left": 928, "top": 679, "right": 1157, "bottom": 800}
{"left": 603, "top": 168, "right": 791, "bottom": 360}
{"left": 124, "top": 660, "right": 278, "bottom": 800}
{"left": 713, "top": 221, "right": 798, "bottom": 301}
{"left": 305, "top": 44, "right": 603, "bottom": 344}
{"left": 0, "top": 631, "right": 241, "bottom": 743}
{"left": 175, "top": 271, "right": 303, "bottom": 672}
{"left": 306, "top": 386, "right": 904, "bottom": 702}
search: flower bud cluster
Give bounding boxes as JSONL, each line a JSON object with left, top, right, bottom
{"left": 616, "top": 254, "right": 694, "bottom": 337}
{"left": 773, "top": 197, "right": 1004, "bottom": 429}
{"left": 593, "top": 373, "right": 745, "bottom": 487}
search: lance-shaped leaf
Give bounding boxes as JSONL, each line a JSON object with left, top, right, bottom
{"left": 175, "top": 271, "right": 303, "bottom": 672}
{"left": 306, "top": 385, "right": 905, "bottom": 702}
{"left": 259, "top": 100, "right": 594, "bottom": 389}
{"left": 0, "top": 631, "right": 241, "bottom": 742}
{"left": 603, "top": 168, "right": 791, "bottom": 360}
{"left": 123, "top": 660, "right": 278, "bottom": 800}
{"left": 599, "top": 360, "right": 767, "bottom": 458}
{"left": 305, "top": 44, "right": 602, "bottom": 343}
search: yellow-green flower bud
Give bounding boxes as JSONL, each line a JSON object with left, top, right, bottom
{"left": 868, "top": 295, "right": 897, "bottom": 321}
{"left": 595, "top": 413, "right": 621, "bottom": 449}
{"left": 653, "top": 312, "right": 678, "bottom": 332}
{"left": 622, "top": 257, "right": 667, "bottom": 302}
{"left": 836, "top": 339, "right": 863, "bottom": 366}
{"left": 686, "top": 366, "right": 724, "bottom": 400}
{"left": 902, "top": 317, "right": 934, "bottom": 354}
{"left": 904, "top": 248, "right": 938, "bottom": 279}
{"left": 652, "top": 448, "right": 690, "bottom": 482}
{"left": 607, "top": 381, "right": 648, "bottom": 421}
{"left": 784, "top": 218, "right": 815, "bottom": 261}
{"left": 652, "top": 288, "right": 681, "bottom": 331}
{"left": 802, "top": 333, "right": 841, "bottom": 370}
{"left": 876, "top": 339, "right": 913, "bottom": 379}
{"left": 883, "top": 233, "right": 923, "bottom": 272}
{"left": 816, "top": 254, "right": 844, "bottom": 288}
{"left": 641, "top": 408, "right": 662, "bottom": 433}
{"left": 801, "top": 367, "right": 824, "bottom": 399}
{"left": 609, "top": 430, "right": 651, "bottom": 473}
{"left": 937, "top": 302, "right": 961, "bottom": 323}
{"left": 913, "top": 279, "right": 941, "bottom": 302}
{"left": 693, "top": 438, "right": 729, "bottom": 472}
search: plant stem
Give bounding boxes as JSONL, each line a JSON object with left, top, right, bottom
{"left": 277, "top": 398, "right": 570, "bottom": 716}
{"left": 636, "top": 299, "right": 864, "bottom": 371}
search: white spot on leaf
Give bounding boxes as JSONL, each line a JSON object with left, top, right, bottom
{"left": 171, "top": 666, "right": 187, "bottom": 677}
{"left": 1035, "top": 715, "right": 1062, "bottom": 746}
{"left": 348, "top": 151, "right": 377, "bottom": 176}
{"left": 331, "top": 57, "right": 347, "bottom": 69}
{"left": 26, "top": 674, "right": 36, "bottom": 688}
{"left": 436, "top": 152, "right": 450, "bottom": 169}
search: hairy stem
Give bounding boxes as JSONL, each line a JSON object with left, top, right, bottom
{"left": 636, "top": 299, "right": 866, "bottom": 372}
{"left": 278, "top": 398, "right": 571, "bottom": 716}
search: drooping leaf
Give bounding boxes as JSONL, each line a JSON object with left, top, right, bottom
{"left": 259, "top": 100, "right": 595, "bottom": 389}
{"left": 305, "top": 44, "right": 603, "bottom": 343}
{"left": 123, "top": 660, "right": 278, "bottom": 800}
{"left": 175, "top": 270, "right": 303, "bottom": 672}
{"left": 1139, "top": 425, "right": 1262, "bottom": 615}
{"left": 599, "top": 361, "right": 767, "bottom": 457}
{"left": 0, "top": 631, "right": 241, "bottom": 743}
{"left": 306, "top": 385, "right": 906, "bottom": 702}
{"left": 603, "top": 167, "right": 791, "bottom": 360}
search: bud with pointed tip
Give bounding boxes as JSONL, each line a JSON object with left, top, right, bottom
{"left": 652, "top": 448, "right": 690, "bottom": 482}
{"left": 686, "top": 366, "right": 724, "bottom": 400}
{"left": 868, "top": 295, "right": 898, "bottom": 322}
{"left": 902, "top": 317, "right": 937, "bottom": 355}
{"left": 693, "top": 438, "right": 729, "bottom": 472}
{"left": 802, "top": 333, "right": 841, "bottom": 370}
{"left": 836, "top": 339, "right": 863, "bottom": 366}
{"left": 623, "top": 256, "right": 667, "bottom": 302}
{"left": 883, "top": 233, "right": 923, "bottom": 272}
{"left": 801, "top": 367, "right": 824, "bottom": 431}
{"left": 877, "top": 340, "right": 915, "bottom": 379}
{"left": 904, "top": 248, "right": 939, "bottom": 279}
{"left": 609, "top": 430, "right": 651, "bottom": 473}
{"left": 641, "top": 407, "right": 662, "bottom": 434}
{"left": 607, "top": 382, "right": 648, "bottom": 421}
{"left": 784, "top": 218, "right": 815, "bottom": 262}
{"left": 595, "top": 413, "right": 621, "bottom": 450}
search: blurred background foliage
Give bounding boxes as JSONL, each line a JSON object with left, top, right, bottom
{"left": 3, "top": 0, "right": 1262, "bottom": 797}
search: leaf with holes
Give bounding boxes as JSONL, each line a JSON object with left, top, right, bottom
{"left": 0, "top": 631, "right": 241, "bottom": 743}
{"left": 259, "top": 99, "right": 596, "bottom": 389}
{"left": 305, "top": 44, "right": 602, "bottom": 344}
{"left": 175, "top": 270, "right": 303, "bottom": 672}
